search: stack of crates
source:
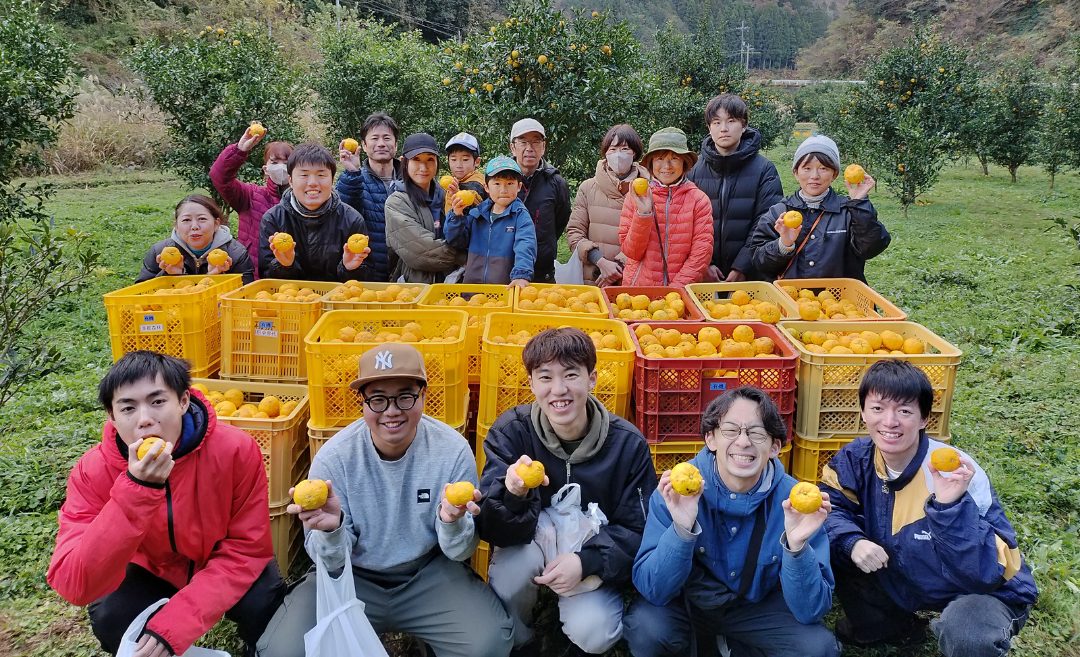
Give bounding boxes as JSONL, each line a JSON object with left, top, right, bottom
{"left": 192, "top": 378, "right": 311, "bottom": 575}
{"left": 774, "top": 279, "right": 961, "bottom": 483}
{"left": 104, "top": 274, "right": 243, "bottom": 377}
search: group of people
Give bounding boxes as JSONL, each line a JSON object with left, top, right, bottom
{"left": 136, "top": 93, "right": 892, "bottom": 290}
{"left": 50, "top": 336, "right": 1036, "bottom": 657}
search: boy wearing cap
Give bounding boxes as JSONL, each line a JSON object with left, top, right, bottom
{"left": 257, "top": 343, "right": 514, "bottom": 657}
{"left": 509, "top": 118, "right": 571, "bottom": 283}
{"left": 445, "top": 156, "right": 537, "bottom": 286}
{"left": 747, "top": 133, "right": 890, "bottom": 284}
{"left": 442, "top": 132, "right": 489, "bottom": 214}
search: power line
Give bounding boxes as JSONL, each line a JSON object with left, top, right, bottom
{"left": 343, "top": 0, "right": 458, "bottom": 39}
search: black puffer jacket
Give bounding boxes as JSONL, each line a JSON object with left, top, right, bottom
{"left": 518, "top": 161, "right": 571, "bottom": 283}
{"left": 258, "top": 190, "right": 371, "bottom": 282}
{"left": 136, "top": 226, "right": 254, "bottom": 284}
{"left": 687, "top": 128, "right": 783, "bottom": 279}
{"left": 476, "top": 403, "right": 657, "bottom": 585}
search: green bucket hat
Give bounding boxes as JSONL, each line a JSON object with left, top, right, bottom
{"left": 641, "top": 127, "right": 697, "bottom": 170}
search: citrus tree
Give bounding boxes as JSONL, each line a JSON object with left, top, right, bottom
{"left": 981, "top": 60, "right": 1045, "bottom": 183}
{"left": 1039, "top": 39, "right": 1080, "bottom": 188}
{"left": 130, "top": 23, "right": 305, "bottom": 207}
{"left": 0, "top": 0, "right": 100, "bottom": 412}
{"left": 822, "top": 28, "right": 982, "bottom": 216}
{"left": 311, "top": 13, "right": 442, "bottom": 143}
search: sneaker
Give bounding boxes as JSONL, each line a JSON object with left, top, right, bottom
{"left": 836, "top": 615, "right": 928, "bottom": 648}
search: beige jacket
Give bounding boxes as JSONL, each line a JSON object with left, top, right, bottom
{"left": 565, "top": 159, "right": 649, "bottom": 284}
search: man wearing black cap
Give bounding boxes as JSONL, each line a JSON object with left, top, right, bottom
{"left": 509, "top": 118, "right": 570, "bottom": 283}
{"left": 257, "top": 343, "right": 513, "bottom": 657}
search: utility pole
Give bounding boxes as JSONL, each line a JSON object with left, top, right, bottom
{"left": 735, "top": 21, "right": 760, "bottom": 71}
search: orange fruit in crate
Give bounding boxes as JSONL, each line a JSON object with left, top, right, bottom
{"left": 730, "top": 290, "right": 751, "bottom": 306}
{"left": 670, "top": 462, "right": 703, "bottom": 496}
{"left": 215, "top": 401, "right": 238, "bottom": 417}
{"left": 207, "top": 249, "right": 229, "bottom": 267}
{"left": 191, "top": 383, "right": 210, "bottom": 396}
{"left": 280, "top": 400, "right": 298, "bottom": 416}
{"left": 902, "top": 337, "right": 926, "bottom": 354}
{"left": 780, "top": 285, "right": 798, "bottom": 300}
{"left": 223, "top": 388, "right": 245, "bottom": 407}
{"left": 756, "top": 302, "right": 781, "bottom": 324}
{"left": 160, "top": 246, "right": 183, "bottom": 267}
{"left": 798, "top": 302, "right": 821, "bottom": 321}
{"left": 698, "top": 327, "right": 722, "bottom": 347}
{"left": 630, "top": 295, "right": 650, "bottom": 311}
{"left": 136, "top": 436, "right": 164, "bottom": 461}
{"left": 880, "top": 330, "right": 904, "bottom": 351}
{"left": 695, "top": 341, "right": 717, "bottom": 356}
{"left": 752, "top": 337, "right": 775, "bottom": 355}
{"left": 788, "top": 482, "right": 822, "bottom": 514}
{"left": 930, "top": 447, "right": 961, "bottom": 472}
{"left": 236, "top": 405, "right": 257, "bottom": 418}
{"left": 293, "top": 479, "right": 329, "bottom": 510}
{"left": 860, "top": 331, "right": 883, "bottom": 350}
{"left": 731, "top": 325, "right": 755, "bottom": 344}
{"left": 347, "top": 233, "right": 369, "bottom": 254}
{"left": 515, "top": 461, "right": 545, "bottom": 489}
{"left": 258, "top": 396, "right": 281, "bottom": 417}
{"left": 445, "top": 481, "right": 476, "bottom": 506}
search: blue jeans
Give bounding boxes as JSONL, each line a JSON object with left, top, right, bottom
{"left": 624, "top": 588, "right": 839, "bottom": 657}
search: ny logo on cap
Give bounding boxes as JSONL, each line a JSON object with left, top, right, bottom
{"left": 374, "top": 350, "right": 394, "bottom": 370}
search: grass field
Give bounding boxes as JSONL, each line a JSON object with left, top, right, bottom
{"left": 1, "top": 152, "right": 1078, "bottom": 656}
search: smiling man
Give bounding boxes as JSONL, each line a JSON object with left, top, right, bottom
{"left": 476, "top": 328, "right": 656, "bottom": 655}
{"left": 258, "top": 142, "right": 371, "bottom": 282}
{"left": 48, "top": 351, "right": 284, "bottom": 657}
{"left": 508, "top": 118, "right": 570, "bottom": 283}
{"left": 257, "top": 343, "right": 513, "bottom": 657}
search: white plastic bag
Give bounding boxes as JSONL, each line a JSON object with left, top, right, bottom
{"left": 534, "top": 483, "right": 608, "bottom": 596}
{"left": 553, "top": 247, "right": 585, "bottom": 285}
{"left": 304, "top": 548, "right": 389, "bottom": 657}
{"left": 443, "top": 266, "right": 466, "bottom": 284}
{"left": 116, "top": 599, "right": 230, "bottom": 657}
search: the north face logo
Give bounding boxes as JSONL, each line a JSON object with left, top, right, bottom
{"left": 374, "top": 351, "right": 393, "bottom": 370}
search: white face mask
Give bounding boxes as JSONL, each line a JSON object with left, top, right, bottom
{"left": 606, "top": 150, "right": 633, "bottom": 176}
{"left": 265, "top": 163, "right": 289, "bottom": 185}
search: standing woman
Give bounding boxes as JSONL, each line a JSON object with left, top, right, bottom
{"left": 619, "top": 128, "right": 713, "bottom": 287}
{"left": 566, "top": 124, "right": 649, "bottom": 286}
{"left": 384, "top": 133, "right": 462, "bottom": 284}
{"left": 687, "top": 93, "right": 783, "bottom": 282}
{"left": 137, "top": 194, "right": 254, "bottom": 283}
{"left": 210, "top": 122, "right": 293, "bottom": 278}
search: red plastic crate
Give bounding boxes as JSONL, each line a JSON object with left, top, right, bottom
{"left": 630, "top": 322, "right": 798, "bottom": 443}
{"left": 603, "top": 286, "right": 704, "bottom": 322}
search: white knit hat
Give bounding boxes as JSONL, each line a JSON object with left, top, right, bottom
{"left": 793, "top": 134, "right": 840, "bottom": 172}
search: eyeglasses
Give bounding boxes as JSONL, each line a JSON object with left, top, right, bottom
{"left": 716, "top": 423, "right": 771, "bottom": 444}
{"left": 362, "top": 391, "right": 420, "bottom": 413}
{"left": 513, "top": 139, "right": 545, "bottom": 150}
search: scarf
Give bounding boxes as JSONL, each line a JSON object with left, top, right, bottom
{"left": 529, "top": 395, "right": 610, "bottom": 464}
{"left": 285, "top": 188, "right": 341, "bottom": 221}
{"left": 797, "top": 189, "right": 829, "bottom": 209}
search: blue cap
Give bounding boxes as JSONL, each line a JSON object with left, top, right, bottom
{"left": 484, "top": 155, "right": 522, "bottom": 178}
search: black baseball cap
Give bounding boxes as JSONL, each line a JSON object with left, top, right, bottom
{"left": 402, "top": 133, "right": 439, "bottom": 159}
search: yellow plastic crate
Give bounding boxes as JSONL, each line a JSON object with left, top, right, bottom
{"left": 472, "top": 540, "right": 491, "bottom": 581}
{"left": 778, "top": 321, "right": 961, "bottom": 440}
{"left": 478, "top": 313, "right": 634, "bottom": 430}
{"left": 220, "top": 280, "right": 339, "bottom": 382}
{"left": 323, "top": 281, "right": 429, "bottom": 311}
{"left": 772, "top": 277, "right": 906, "bottom": 321}
{"left": 685, "top": 281, "right": 799, "bottom": 322}
{"left": 475, "top": 420, "right": 490, "bottom": 474}
{"left": 650, "top": 440, "right": 791, "bottom": 478}
{"left": 513, "top": 283, "right": 609, "bottom": 318}
{"left": 305, "top": 309, "right": 469, "bottom": 429}
{"left": 417, "top": 284, "right": 515, "bottom": 385}
{"left": 269, "top": 502, "right": 304, "bottom": 577}
{"left": 308, "top": 423, "right": 341, "bottom": 459}
{"left": 104, "top": 274, "right": 243, "bottom": 377}
{"left": 193, "top": 379, "right": 310, "bottom": 507}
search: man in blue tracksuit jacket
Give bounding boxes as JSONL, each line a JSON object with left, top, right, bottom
{"left": 821, "top": 360, "right": 1038, "bottom": 656}
{"left": 625, "top": 387, "right": 839, "bottom": 657}
{"left": 445, "top": 156, "right": 537, "bottom": 285}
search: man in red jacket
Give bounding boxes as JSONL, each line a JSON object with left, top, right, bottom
{"left": 47, "top": 351, "right": 284, "bottom": 657}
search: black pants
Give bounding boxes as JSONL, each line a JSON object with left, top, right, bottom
{"left": 831, "top": 549, "right": 920, "bottom": 639}
{"left": 88, "top": 562, "right": 285, "bottom": 656}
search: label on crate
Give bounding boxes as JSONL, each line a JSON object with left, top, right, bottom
{"left": 255, "top": 320, "right": 279, "bottom": 338}
{"left": 139, "top": 313, "right": 164, "bottom": 334}
{"left": 709, "top": 382, "right": 730, "bottom": 391}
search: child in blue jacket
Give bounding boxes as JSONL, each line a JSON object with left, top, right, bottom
{"left": 624, "top": 387, "right": 839, "bottom": 657}
{"left": 444, "top": 156, "right": 536, "bottom": 286}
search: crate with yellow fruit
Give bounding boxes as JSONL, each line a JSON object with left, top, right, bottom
{"left": 219, "top": 279, "right": 340, "bottom": 382}
{"left": 104, "top": 274, "right": 244, "bottom": 377}
{"left": 477, "top": 313, "right": 634, "bottom": 430}
{"left": 191, "top": 379, "right": 309, "bottom": 506}
{"left": 417, "top": 284, "right": 515, "bottom": 385}
{"left": 774, "top": 277, "right": 906, "bottom": 321}
{"left": 777, "top": 320, "right": 961, "bottom": 440}
{"left": 513, "top": 283, "right": 609, "bottom": 318}
{"left": 304, "top": 309, "right": 469, "bottom": 430}
{"left": 630, "top": 321, "right": 798, "bottom": 443}
{"left": 603, "top": 286, "right": 705, "bottom": 322}
{"left": 685, "top": 282, "right": 799, "bottom": 324}
{"left": 323, "top": 280, "right": 428, "bottom": 311}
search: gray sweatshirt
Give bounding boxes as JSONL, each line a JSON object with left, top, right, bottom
{"left": 305, "top": 415, "right": 478, "bottom": 573}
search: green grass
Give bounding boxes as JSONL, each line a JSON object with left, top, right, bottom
{"left": 1, "top": 159, "right": 1078, "bottom": 656}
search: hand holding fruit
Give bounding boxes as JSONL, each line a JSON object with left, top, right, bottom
{"left": 451, "top": 189, "right": 481, "bottom": 217}
{"left": 288, "top": 479, "right": 342, "bottom": 532}
{"left": 844, "top": 165, "right": 875, "bottom": 200}
{"left": 439, "top": 481, "right": 481, "bottom": 523}
{"left": 632, "top": 183, "right": 654, "bottom": 216}
{"left": 238, "top": 121, "right": 266, "bottom": 152}
{"left": 781, "top": 483, "right": 831, "bottom": 552}
{"left": 534, "top": 552, "right": 584, "bottom": 596}
{"left": 270, "top": 232, "right": 295, "bottom": 267}
{"left": 341, "top": 242, "right": 370, "bottom": 271}
{"left": 506, "top": 455, "right": 548, "bottom": 497}
{"left": 850, "top": 539, "right": 889, "bottom": 573}
{"left": 339, "top": 139, "right": 361, "bottom": 172}
{"left": 128, "top": 436, "right": 174, "bottom": 484}
{"left": 658, "top": 468, "right": 702, "bottom": 533}
{"left": 440, "top": 175, "right": 460, "bottom": 197}
{"left": 157, "top": 246, "right": 185, "bottom": 275}
{"left": 928, "top": 448, "right": 975, "bottom": 505}
{"left": 206, "top": 248, "right": 231, "bottom": 275}
{"left": 774, "top": 210, "right": 803, "bottom": 249}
